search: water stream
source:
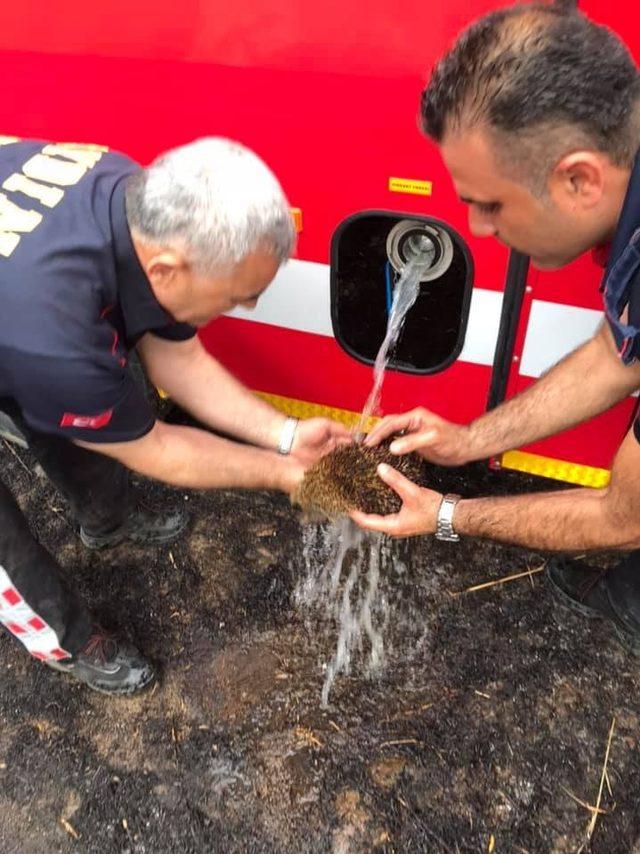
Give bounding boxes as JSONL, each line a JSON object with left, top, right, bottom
{"left": 297, "top": 255, "right": 428, "bottom": 705}
{"left": 354, "top": 256, "right": 425, "bottom": 437}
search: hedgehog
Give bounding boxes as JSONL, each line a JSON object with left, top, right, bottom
{"left": 293, "top": 443, "right": 426, "bottom": 519}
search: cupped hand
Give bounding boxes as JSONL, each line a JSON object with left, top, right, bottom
{"left": 349, "top": 463, "right": 442, "bottom": 538}
{"left": 290, "top": 417, "right": 352, "bottom": 467}
{"left": 278, "top": 455, "right": 307, "bottom": 496}
{"left": 364, "top": 407, "right": 471, "bottom": 466}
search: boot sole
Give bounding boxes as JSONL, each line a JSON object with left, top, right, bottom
{"left": 45, "top": 661, "right": 157, "bottom": 696}
{"left": 80, "top": 516, "right": 188, "bottom": 550}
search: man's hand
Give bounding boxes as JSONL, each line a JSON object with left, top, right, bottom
{"left": 350, "top": 463, "right": 443, "bottom": 537}
{"left": 290, "top": 417, "right": 352, "bottom": 466}
{"left": 276, "top": 454, "right": 307, "bottom": 495}
{"left": 364, "top": 407, "right": 471, "bottom": 466}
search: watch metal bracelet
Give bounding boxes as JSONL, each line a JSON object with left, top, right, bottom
{"left": 277, "top": 416, "right": 299, "bottom": 455}
{"left": 435, "top": 493, "right": 462, "bottom": 542}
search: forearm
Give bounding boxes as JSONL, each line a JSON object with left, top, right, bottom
{"left": 143, "top": 340, "right": 286, "bottom": 449}
{"left": 455, "top": 487, "right": 640, "bottom": 551}
{"left": 79, "top": 423, "right": 295, "bottom": 491}
{"left": 170, "top": 362, "right": 284, "bottom": 448}
{"left": 464, "top": 329, "right": 640, "bottom": 462}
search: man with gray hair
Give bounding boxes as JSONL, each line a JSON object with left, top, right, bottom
{"left": 354, "top": 4, "right": 640, "bottom": 656}
{"left": 0, "top": 136, "right": 349, "bottom": 695}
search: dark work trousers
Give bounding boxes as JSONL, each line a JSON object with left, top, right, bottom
{"left": 0, "top": 400, "right": 131, "bottom": 660}
{"left": 603, "top": 549, "right": 640, "bottom": 632}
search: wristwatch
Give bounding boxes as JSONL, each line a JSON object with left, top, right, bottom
{"left": 435, "top": 493, "right": 462, "bottom": 542}
{"left": 277, "top": 416, "right": 299, "bottom": 455}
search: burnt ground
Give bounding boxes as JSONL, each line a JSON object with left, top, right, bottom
{"left": 1, "top": 439, "right": 639, "bottom": 854}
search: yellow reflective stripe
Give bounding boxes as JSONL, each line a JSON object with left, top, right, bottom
{"left": 162, "top": 385, "right": 610, "bottom": 488}
{"left": 500, "top": 449, "right": 610, "bottom": 488}
{"left": 254, "top": 391, "right": 378, "bottom": 433}
{"left": 259, "top": 393, "right": 612, "bottom": 487}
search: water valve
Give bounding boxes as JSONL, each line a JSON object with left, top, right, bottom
{"left": 330, "top": 211, "right": 473, "bottom": 374}
{"left": 386, "top": 220, "right": 454, "bottom": 282}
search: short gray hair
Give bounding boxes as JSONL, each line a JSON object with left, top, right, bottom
{"left": 125, "top": 137, "right": 296, "bottom": 274}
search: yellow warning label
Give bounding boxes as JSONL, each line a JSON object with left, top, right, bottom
{"left": 500, "top": 450, "right": 610, "bottom": 488}
{"left": 388, "top": 177, "right": 433, "bottom": 197}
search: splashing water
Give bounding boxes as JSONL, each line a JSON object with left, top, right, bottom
{"left": 295, "top": 518, "right": 406, "bottom": 706}
{"left": 354, "top": 255, "right": 425, "bottom": 438}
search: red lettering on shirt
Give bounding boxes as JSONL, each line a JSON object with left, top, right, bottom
{"left": 60, "top": 409, "right": 113, "bottom": 429}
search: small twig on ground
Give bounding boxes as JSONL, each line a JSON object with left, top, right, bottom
{"left": 453, "top": 562, "right": 546, "bottom": 595}
{"left": 381, "top": 702, "right": 434, "bottom": 724}
{"left": 48, "top": 505, "right": 74, "bottom": 531}
{"left": 2, "top": 440, "right": 32, "bottom": 476}
{"left": 328, "top": 720, "right": 342, "bottom": 733}
{"left": 380, "top": 738, "right": 420, "bottom": 748}
{"left": 587, "top": 716, "right": 616, "bottom": 839}
{"left": 604, "top": 768, "right": 613, "bottom": 798}
{"left": 295, "top": 726, "right": 323, "bottom": 749}
{"left": 60, "top": 818, "right": 80, "bottom": 840}
{"left": 560, "top": 785, "right": 608, "bottom": 816}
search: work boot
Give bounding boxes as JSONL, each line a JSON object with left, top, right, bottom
{"left": 45, "top": 626, "right": 156, "bottom": 695}
{"left": 546, "top": 558, "right": 615, "bottom": 620}
{"left": 547, "top": 555, "right": 640, "bottom": 655}
{"left": 80, "top": 504, "right": 188, "bottom": 550}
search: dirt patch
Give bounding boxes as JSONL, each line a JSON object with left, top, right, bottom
{"left": 1, "top": 439, "right": 640, "bottom": 852}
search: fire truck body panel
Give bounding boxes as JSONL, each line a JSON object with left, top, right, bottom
{"left": 0, "top": 1, "right": 638, "bottom": 485}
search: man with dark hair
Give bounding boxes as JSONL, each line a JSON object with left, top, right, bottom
{"left": 352, "top": 4, "right": 640, "bottom": 654}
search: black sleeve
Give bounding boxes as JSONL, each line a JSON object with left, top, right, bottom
{"left": 13, "top": 353, "right": 155, "bottom": 443}
{"left": 150, "top": 322, "right": 197, "bottom": 342}
{"left": 633, "top": 397, "right": 640, "bottom": 444}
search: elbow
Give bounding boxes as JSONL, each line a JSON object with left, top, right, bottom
{"left": 601, "top": 494, "right": 640, "bottom": 550}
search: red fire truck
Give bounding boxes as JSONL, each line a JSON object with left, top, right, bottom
{"left": 1, "top": 0, "right": 637, "bottom": 487}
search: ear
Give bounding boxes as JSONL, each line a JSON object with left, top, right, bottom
{"left": 144, "top": 250, "right": 185, "bottom": 294}
{"left": 549, "top": 151, "right": 605, "bottom": 210}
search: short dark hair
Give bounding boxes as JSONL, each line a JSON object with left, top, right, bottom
{"left": 421, "top": 4, "right": 640, "bottom": 187}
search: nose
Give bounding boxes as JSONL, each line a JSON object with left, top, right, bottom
{"left": 468, "top": 207, "right": 497, "bottom": 239}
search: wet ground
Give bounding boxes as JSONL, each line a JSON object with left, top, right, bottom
{"left": 1, "top": 439, "right": 639, "bottom": 853}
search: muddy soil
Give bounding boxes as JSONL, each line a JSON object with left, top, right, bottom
{"left": 1, "top": 439, "right": 639, "bottom": 853}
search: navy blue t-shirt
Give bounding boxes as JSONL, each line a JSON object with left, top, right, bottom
{"left": 0, "top": 139, "right": 195, "bottom": 443}
{"left": 599, "top": 151, "right": 640, "bottom": 442}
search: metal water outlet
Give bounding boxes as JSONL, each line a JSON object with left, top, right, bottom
{"left": 386, "top": 220, "right": 454, "bottom": 282}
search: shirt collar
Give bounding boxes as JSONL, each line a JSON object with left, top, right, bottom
{"left": 110, "top": 176, "right": 178, "bottom": 345}
{"left": 605, "top": 150, "right": 640, "bottom": 277}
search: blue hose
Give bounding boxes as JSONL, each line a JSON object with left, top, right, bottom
{"left": 384, "top": 261, "right": 394, "bottom": 316}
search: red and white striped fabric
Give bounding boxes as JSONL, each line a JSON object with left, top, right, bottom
{"left": 0, "top": 565, "right": 70, "bottom": 661}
